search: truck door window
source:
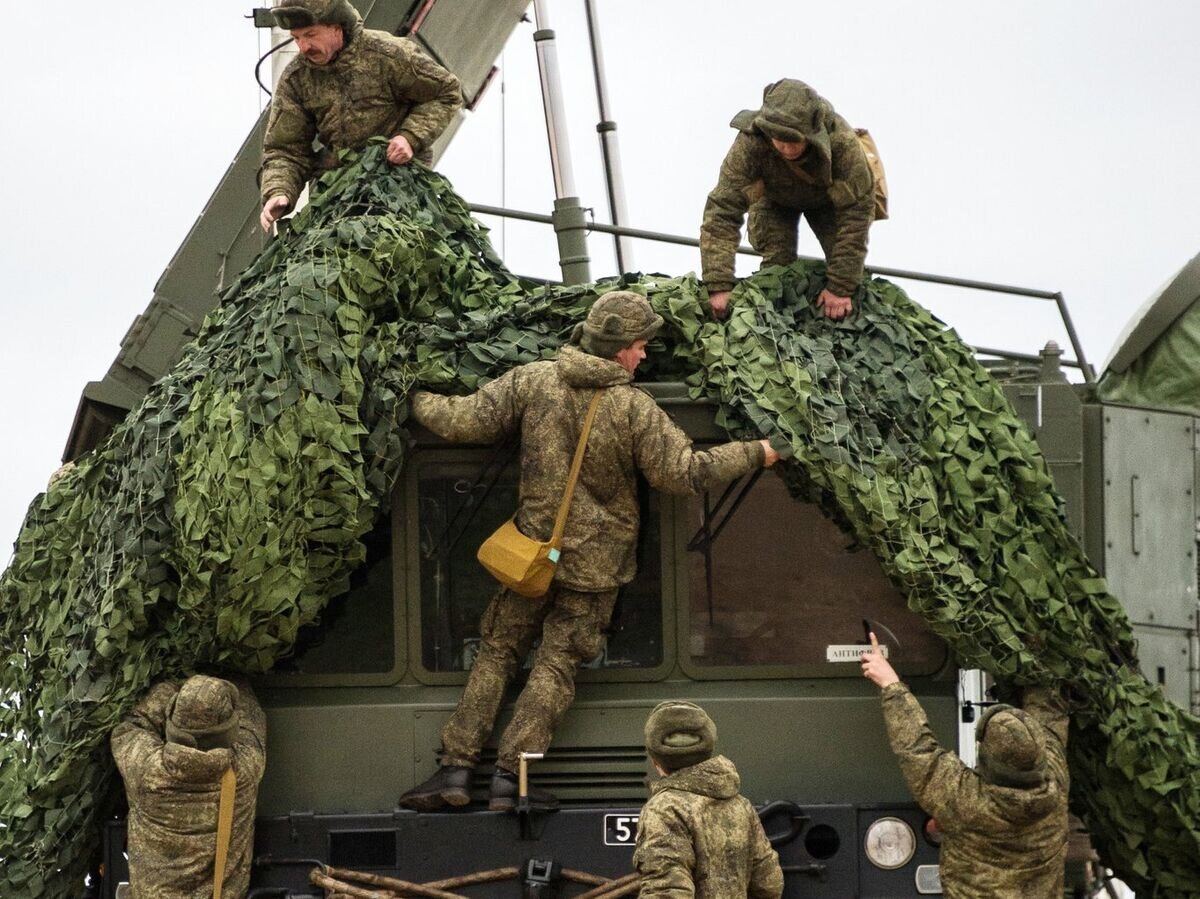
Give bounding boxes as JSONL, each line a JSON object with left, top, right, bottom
{"left": 685, "top": 472, "right": 946, "bottom": 675}
{"left": 416, "top": 459, "right": 664, "bottom": 674}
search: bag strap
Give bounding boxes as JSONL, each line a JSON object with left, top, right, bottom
{"left": 550, "top": 391, "right": 604, "bottom": 543}
{"left": 213, "top": 766, "right": 237, "bottom": 899}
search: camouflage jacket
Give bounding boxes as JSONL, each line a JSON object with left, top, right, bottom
{"left": 700, "top": 79, "right": 874, "bottom": 296}
{"left": 632, "top": 755, "right": 783, "bottom": 899}
{"left": 411, "top": 345, "right": 765, "bottom": 591}
{"left": 111, "top": 681, "right": 268, "bottom": 899}
{"left": 880, "top": 684, "right": 1070, "bottom": 899}
{"left": 260, "top": 13, "right": 462, "bottom": 205}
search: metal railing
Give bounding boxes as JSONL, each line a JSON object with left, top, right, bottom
{"left": 468, "top": 202, "right": 1096, "bottom": 384}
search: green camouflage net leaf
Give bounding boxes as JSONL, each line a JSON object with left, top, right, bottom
{"left": 1, "top": 142, "right": 1197, "bottom": 896}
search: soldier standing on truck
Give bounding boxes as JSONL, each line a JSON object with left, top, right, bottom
{"left": 400, "top": 291, "right": 780, "bottom": 812}
{"left": 259, "top": 0, "right": 463, "bottom": 232}
{"left": 700, "top": 78, "right": 881, "bottom": 322}
{"left": 861, "top": 633, "right": 1070, "bottom": 898}
{"left": 633, "top": 701, "right": 784, "bottom": 899}
{"left": 111, "top": 675, "right": 267, "bottom": 899}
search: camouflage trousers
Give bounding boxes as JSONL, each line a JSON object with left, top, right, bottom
{"left": 440, "top": 585, "right": 618, "bottom": 772}
{"left": 747, "top": 199, "right": 840, "bottom": 272}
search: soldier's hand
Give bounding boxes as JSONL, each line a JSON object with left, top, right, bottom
{"left": 387, "top": 134, "right": 415, "bottom": 165}
{"left": 759, "top": 439, "right": 781, "bottom": 467}
{"left": 816, "top": 288, "right": 853, "bottom": 321}
{"left": 260, "top": 196, "right": 291, "bottom": 233}
{"left": 708, "top": 290, "right": 731, "bottom": 319}
{"left": 861, "top": 632, "right": 899, "bottom": 688}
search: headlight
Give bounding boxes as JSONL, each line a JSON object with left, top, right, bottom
{"left": 864, "top": 816, "right": 916, "bottom": 869}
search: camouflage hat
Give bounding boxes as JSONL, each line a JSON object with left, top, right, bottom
{"left": 165, "top": 676, "right": 239, "bottom": 751}
{"left": 752, "top": 80, "right": 808, "bottom": 145}
{"left": 645, "top": 700, "right": 716, "bottom": 771}
{"left": 571, "top": 291, "right": 664, "bottom": 359}
{"left": 271, "top": 0, "right": 358, "bottom": 31}
{"left": 975, "top": 705, "right": 1046, "bottom": 788}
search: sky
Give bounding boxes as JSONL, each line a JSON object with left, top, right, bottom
{"left": 3, "top": 0, "right": 1200, "bottom": 559}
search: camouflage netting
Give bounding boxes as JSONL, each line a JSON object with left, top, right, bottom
{"left": 1, "top": 143, "right": 1198, "bottom": 896}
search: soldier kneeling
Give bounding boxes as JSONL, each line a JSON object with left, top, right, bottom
{"left": 111, "top": 675, "right": 267, "bottom": 899}
{"left": 633, "top": 701, "right": 783, "bottom": 899}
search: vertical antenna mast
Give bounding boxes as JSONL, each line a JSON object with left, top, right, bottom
{"left": 532, "top": 0, "right": 592, "bottom": 285}
{"left": 584, "top": 0, "right": 634, "bottom": 274}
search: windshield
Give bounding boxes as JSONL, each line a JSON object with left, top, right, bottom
{"left": 684, "top": 471, "right": 947, "bottom": 675}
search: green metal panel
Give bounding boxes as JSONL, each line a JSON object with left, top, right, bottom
{"left": 410, "top": 0, "right": 529, "bottom": 105}
{"left": 258, "top": 698, "right": 417, "bottom": 815}
{"left": 1002, "top": 380, "right": 1085, "bottom": 540}
{"left": 259, "top": 680, "right": 956, "bottom": 814}
{"left": 1132, "top": 626, "right": 1193, "bottom": 710}
{"left": 1101, "top": 406, "right": 1196, "bottom": 630}
{"left": 1081, "top": 404, "right": 1107, "bottom": 571}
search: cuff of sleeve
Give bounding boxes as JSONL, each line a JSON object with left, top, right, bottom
{"left": 824, "top": 280, "right": 857, "bottom": 299}
{"left": 705, "top": 279, "right": 736, "bottom": 294}
{"left": 768, "top": 434, "right": 794, "bottom": 461}
{"left": 398, "top": 129, "right": 423, "bottom": 154}
{"left": 749, "top": 440, "right": 765, "bottom": 466}
{"left": 881, "top": 682, "right": 909, "bottom": 700}
{"left": 260, "top": 185, "right": 296, "bottom": 208}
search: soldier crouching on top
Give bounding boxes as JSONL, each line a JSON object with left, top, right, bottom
{"left": 861, "top": 633, "right": 1070, "bottom": 898}
{"left": 111, "top": 675, "right": 267, "bottom": 899}
{"left": 399, "top": 291, "right": 780, "bottom": 813}
{"left": 700, "top": 78, "right": 879, "bottom": 322}
{"left": 633, "top": 701, "right": 784, "bottom": 899}
{"left": 259, "top": 0, "right": 463, "bottom": 232}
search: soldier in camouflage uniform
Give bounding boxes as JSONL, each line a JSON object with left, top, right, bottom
{"left": 861, "top": 634, "right": 1070, "bottom": 898}
{"left": 701, "top": 78, "right": 876, "bottom": 321}
{"left": 259, "top": 0, "right": 462, "bottom": 231}
{"left": 111, "top": 675, "right": 267, "bottom": 899}
{"left": 400, "top": 292, "right": 779, "bottom": 812}
{"left": 633, "top": 701, "right": 784, "bottom": 899}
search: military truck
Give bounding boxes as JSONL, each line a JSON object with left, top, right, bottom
{"left": 55, "top": 2, "right": 1195, "bottom": 896}
{"left": 85, "top": 253, "right": 1200, "bottom": 899}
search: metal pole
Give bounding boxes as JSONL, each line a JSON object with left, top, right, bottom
{"left": 1053, "top": 292, "right": 1097, "bottom": 384}
{"left": 584, "top": 0, "right": 635, "bottom": 273}
{"left": 532, "top": 0, "right": 591, "bottom": 284}
{"left": 467, "top": 201, "right": 1095, "bottom": 372}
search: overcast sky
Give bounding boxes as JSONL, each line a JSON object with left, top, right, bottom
{"left": 3, "top": 0, "right": 1199, "bottom": 556}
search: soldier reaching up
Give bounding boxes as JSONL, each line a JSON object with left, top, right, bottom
{"left": 633, "top": 701, "right": 784, "bottom": 899}
{"left": 861, "top": 633, "right": 1070, "bottom": 898}
{"left": 400, "top": 292, "right": 779, "bottom": 813}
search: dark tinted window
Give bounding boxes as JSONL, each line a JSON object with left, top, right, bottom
{"left": 685, "top": 472, "right": 946, "bottom": 673}
{"left": 416, "top": 458, "right": 664, "bottom": 673}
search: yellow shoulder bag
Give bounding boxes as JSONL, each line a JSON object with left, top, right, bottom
{"left": 477, "top": 391, "right": 603, "bottom": 598}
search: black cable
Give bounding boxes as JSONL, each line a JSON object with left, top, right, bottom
{"left": 255, "top": 36, "right": 295, "bottom": 97}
